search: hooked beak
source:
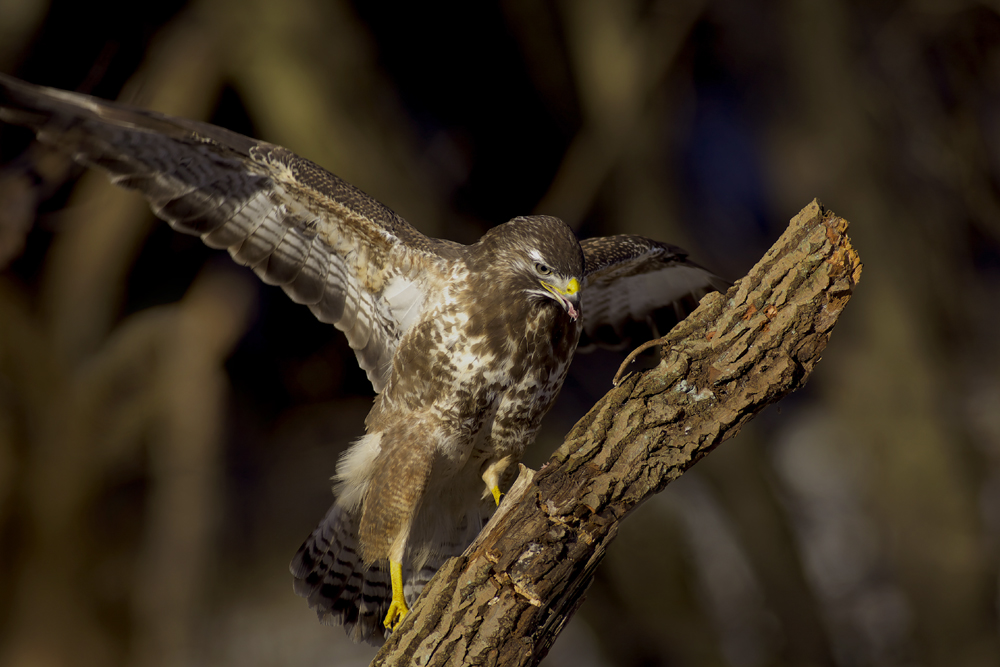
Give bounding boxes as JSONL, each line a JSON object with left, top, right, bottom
{"left": 541, "top": 277, "right": 581, "bottom": 321}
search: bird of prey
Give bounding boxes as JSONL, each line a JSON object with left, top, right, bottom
{"left": 0, "top": 73, "right": 727, "bottom": 643}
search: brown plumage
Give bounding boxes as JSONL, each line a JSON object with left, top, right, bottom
{"left": 0, "top": 73, "right": 727, "bottom": 644}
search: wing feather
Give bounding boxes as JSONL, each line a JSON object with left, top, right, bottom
{"left": 258, "top": 223, "right": 312, "bottom": 285}
{"left": 0, "top": 73, "right": 459, "bottom": 392}
{"left": 579, "top": 235, "right": 729, "bottom": 352}
{"left": 284, "top": 237, "right": 328, "bottom": 305}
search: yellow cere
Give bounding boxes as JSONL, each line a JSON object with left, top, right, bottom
{"left": 542, "top": 277, "right": 581, "bottom": 297}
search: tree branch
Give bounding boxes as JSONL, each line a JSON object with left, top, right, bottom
{"left": 373, "top": 200, "right": 862, "bottom": 666}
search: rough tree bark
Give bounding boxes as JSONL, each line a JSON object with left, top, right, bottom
{"left": 373, "top": 199, "right": 862, "bottom": 667}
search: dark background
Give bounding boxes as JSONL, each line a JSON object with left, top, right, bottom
{"left": 1, "top": 1, "right": 999, "bottom": 666}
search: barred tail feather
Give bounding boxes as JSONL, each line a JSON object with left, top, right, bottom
{"left": 290, "top": 501, "right": 461, "bottom": 644}
{"left": 290, "top": 503, "right": 392, "bottom": 644}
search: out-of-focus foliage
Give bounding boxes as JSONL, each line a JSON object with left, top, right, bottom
{"left": 0, "top": 1, "right": 998, "bottom": 666}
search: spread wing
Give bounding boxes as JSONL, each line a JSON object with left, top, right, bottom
{"left": 0, "top": 73, "right": 461, "bottom": 392}
{"left": 578, "top": 235, "right": 730, "bottom": 352}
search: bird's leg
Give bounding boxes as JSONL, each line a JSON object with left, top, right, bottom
{"left": 384, "top": 559, "right": 409, "bottom": 631}
{"left": 361, "top": 431, "right": 435, "bottom": 633}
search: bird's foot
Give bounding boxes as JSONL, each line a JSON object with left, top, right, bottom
{"left": 383, "top": 598, "right": 409, "bottom": 631}
{"left": 491, "top": 485, "right": 503, "bottom": 506}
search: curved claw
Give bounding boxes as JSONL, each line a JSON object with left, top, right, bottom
{"left": 383, "top": 599, "right": 409, "bottom": 631}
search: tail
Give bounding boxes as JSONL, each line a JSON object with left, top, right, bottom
{"left": 290, "top": 503, "right": 447, "bottom": 644}
{"left": 290, "top": 503, "right": 390, "bottom": 644}
{"left": 292, "top": 494, "right": 495, "bottom": 644}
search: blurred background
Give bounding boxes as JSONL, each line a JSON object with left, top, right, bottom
{"left": 0, "top": 0, "right": 997, "bottom": 665}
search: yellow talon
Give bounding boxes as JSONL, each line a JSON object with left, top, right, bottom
{"left": 383, "top": 560, "right": 410, "bottom": 631}
{"left": 491, "top": 485, "right": 502, "bottom": 506}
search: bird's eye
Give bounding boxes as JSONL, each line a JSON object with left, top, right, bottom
{"left": 535, "top": 262, "right": 552, "bottom": 276}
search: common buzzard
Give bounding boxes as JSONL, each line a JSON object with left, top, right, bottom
{"left": 0, "top": 73, "right": 727, "bottom": 643}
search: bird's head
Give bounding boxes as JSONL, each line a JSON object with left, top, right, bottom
{"left": 475, "top": 215, "right": 584, "bottom": 321}
{"left": 526, "top": 254, "right": 581, "bottom": 321}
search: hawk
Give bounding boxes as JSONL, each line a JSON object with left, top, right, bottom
{"left": 0, "top": 74, "right": 727, "bottom": 643}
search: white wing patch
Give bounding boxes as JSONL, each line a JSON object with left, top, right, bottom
{"left": 622, "top": 264, "right": 720, "bottom": 316}
{"left": 579, "top": 257, "right": 725, "bottom": 351}
{"left": 383, "top": 274, "right": 426, "bottom": 333}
